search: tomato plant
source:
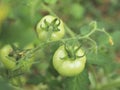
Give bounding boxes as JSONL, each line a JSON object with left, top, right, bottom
{"left": 53, "top": 45, "right": 86, "bottom": 76}
{"left": 0, "top": 0, "right": 119, "bottom": 90}
{"left": 36, "top": 15, "right": 65, "bottom": 41}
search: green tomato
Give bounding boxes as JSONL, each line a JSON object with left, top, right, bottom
{"left": 0, "top": 45, "right": 16, "bottom": 70}
{"left": 53, "top": 45, "right": 86, "bottom": 77}
{"left": 70, "top": 3, "right": 85, "bottom": 19}
{"left": 36, "top": 15, "right": 65, "bottom": 41}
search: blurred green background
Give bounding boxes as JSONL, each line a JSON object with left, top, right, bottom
{"left": 0, "top": 0, "right": 120, "bottom": 90}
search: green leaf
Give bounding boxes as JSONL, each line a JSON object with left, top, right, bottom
{"left": 111, "top": 30, "right": 120, "bottom": 50}
{"left": 87, "top": 50, "right": 114, "bottom": 66}
{"left": 63, "top": 68, "right": 90, "bottom": 90}
{"left": 80, "top": 25, "right": 91, "bottom": 35}
{"left": 0, "top": 78, "right": 13, "bottom": 90}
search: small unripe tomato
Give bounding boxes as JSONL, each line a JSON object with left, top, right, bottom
{"left": 53, "top": 45, "right": 86, "bottom": 77}
{"left": 0, "top": 45, "right": 16, "bottom": 70}
{"left": 36, "top": 15, "right": 65, "bottom": 41}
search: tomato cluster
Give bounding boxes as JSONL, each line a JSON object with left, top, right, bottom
{"left": 0, "top": 15, "right": 86, "bottom": 81}
{"left": 36, "top": 15, "right": 86, "bottom": 77}
{"left": 0, "top": 44, "right": 34, "bottom": 72}
{"left": 0, "top": 45, "right": 34, "bottom": 86}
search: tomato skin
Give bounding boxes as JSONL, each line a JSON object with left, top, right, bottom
{"left": 53, "top": 45, "right": 86, "bottom": 77}
{"left": 36, "top": 15, "right": 65, "bottom": 41}
{"left": 0, "top": 45, "right": 16, "bottom": 70}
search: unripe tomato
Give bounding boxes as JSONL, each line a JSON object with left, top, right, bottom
{"left": 36, "top": 15, "right": 65, "bottom": 41}
{"left": 53, "top": 45, "right": 86, "bottom": 77}
{"left": 0, "top": 45, "right": 16, "bottom": 70}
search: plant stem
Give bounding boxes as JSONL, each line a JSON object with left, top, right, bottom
{"left": 41, "top": 3, "right": 56, "bottom": 16}
{"left": 64, "top": 23, "right": 76, "bottom": 37}
{"left": 88, "top": 65, "right": 98, "bottom": 89}
{"left": 87, "top": 37, "right": 98, "bottom": 54}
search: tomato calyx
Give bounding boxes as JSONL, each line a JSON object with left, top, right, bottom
{"left": 61, "top": 44, "right": 85, "bottom": 60}
{"left": 36, "top": 15, "right": 65, "bottom": 41}
{"left": 8, "top": 45, "right": 28, "bottom": 61}
{"left": 40, "top": 18, "right": 61, "bottom": 32}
